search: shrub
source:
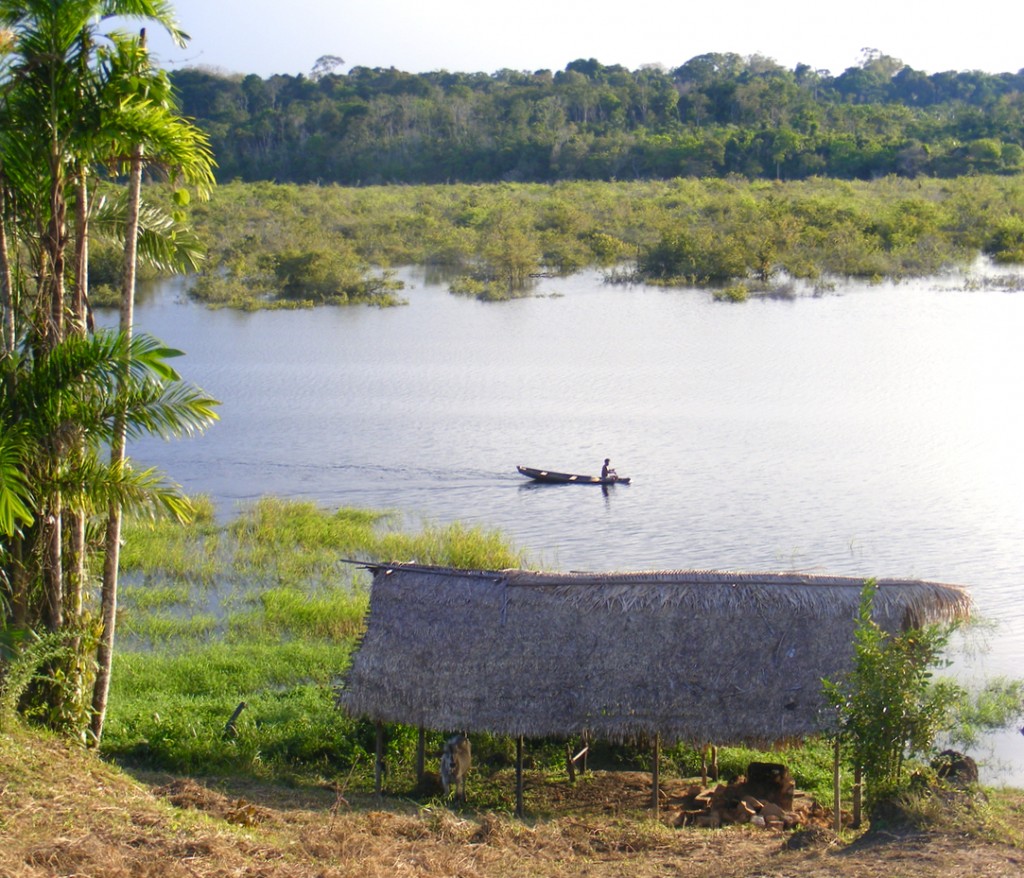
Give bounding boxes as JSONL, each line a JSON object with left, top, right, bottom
{"left": 823, "top": 581, "right": 1024, "bottom": 808}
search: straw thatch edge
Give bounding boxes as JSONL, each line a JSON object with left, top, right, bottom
{"left": 339, "top": 562, "right": 971, "bottom": 744}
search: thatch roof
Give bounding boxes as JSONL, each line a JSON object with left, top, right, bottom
{"left": 339, "top": 564, "right": 971, "bottom": 745}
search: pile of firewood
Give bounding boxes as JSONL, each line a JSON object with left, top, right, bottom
{"left": 671, "top": 762, "right": 829, "bottom": 830}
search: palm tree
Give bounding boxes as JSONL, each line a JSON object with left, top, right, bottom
{"left": 0, "top": 330, "right": 218, "bottom": 728}
{"left": 0, "top": 3, "right": 176, "bottom": 631}
{"left": 91, "top": 28, "right": 214, "bottom": 741}
{"left": 0, "top": 1, "right": 217, "bottom": 737}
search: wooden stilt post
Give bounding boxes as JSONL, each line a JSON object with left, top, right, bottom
{"left": 416, "top": 727, "right": 426, "bottom": 783}
{"left": 832, "top": 737, "right": 842, "bottom": 833}
{"left": 853, "top": 765, "right": 862, "bottom": 829}
{"left": 375, "top": 721, "right": 384, "bottom": 797}
{"left": 651, "top": 733, "right": 661, "bottom": 816}
{"left": 515, "top": 735, "right": 525, "bottom": 818}
{"left": 701, "top": 743, "right": 719, "bottom": 785}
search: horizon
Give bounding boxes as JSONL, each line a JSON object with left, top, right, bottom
{"left": 130, "top": 0, "right": 1024, "bottom": 81}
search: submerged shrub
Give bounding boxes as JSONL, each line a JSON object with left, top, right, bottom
{"left": 985, "top": 216, "right": 1024, "bottom": 264}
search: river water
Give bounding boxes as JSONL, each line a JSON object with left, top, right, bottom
{"left": 100, "top": 267, "right": 1024, "bottom": 783}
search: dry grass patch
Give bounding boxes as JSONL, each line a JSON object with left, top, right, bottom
{"left": 3, "top": 727, "right": 1024, "bottom": 878}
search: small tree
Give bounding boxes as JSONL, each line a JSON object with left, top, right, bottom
{"left": 823, "top": 580, "right": 964, "bottom": 806}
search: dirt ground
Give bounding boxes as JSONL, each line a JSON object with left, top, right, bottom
{"left": 2, "top": 731, "right": 1023, "bottom": 878}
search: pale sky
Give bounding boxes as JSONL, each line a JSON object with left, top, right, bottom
{"left": 131, "top": 0, "right": 1023, "bottom": 79}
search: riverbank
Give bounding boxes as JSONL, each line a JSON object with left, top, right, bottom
{"left": 2, "top": 726, "right": 1022, "bottom": 878}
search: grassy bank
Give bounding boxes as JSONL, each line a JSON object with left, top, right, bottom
{"left": 103, "top": 497, "right": 526, "bottom": 781}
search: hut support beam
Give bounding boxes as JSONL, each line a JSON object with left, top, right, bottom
{"left": 416, "top": 727, "right": 425, "bottom": 783}
{"left": 651, "top": 734, "right": 661, "bottom": 815}
{"left": 853, "top": 766, "right": 862, "bottom": 828}
{"left": 832, "top": 738, "right": 841, "bottom": 832}
{"left": 515, "top": 735, "right": 525, "bottom": 818}
{"left": 566, "top": 741, "right": 589, "bottom": 783}
{"left": 375, "top": 722, "right": 384, "bottom": 797}
{"left": 701, "top": 743, "right": 719, "bottom": 785}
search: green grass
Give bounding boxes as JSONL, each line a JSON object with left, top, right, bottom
{"left": 102, "top": 496, "right": 528, "bottom": 781}
{"left": 105, "top": 642, "right": 359, "bottom": 777}
{"left": 116, "top": 495, "right": 222, "bottom": 583}
{"left": 229, "top": 586, "right": 368, "bottom": 641}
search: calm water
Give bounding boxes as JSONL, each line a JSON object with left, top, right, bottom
{"left": 101, "top": 267, "right": 1024, "bottom": 781}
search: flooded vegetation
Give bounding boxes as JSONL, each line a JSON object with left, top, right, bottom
{"left": 118, "top": 175, "right": 1024, "bottom": 308}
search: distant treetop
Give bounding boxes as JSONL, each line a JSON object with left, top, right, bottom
{"left": 168, "top": 52, "right": 1024, "bottom": 185}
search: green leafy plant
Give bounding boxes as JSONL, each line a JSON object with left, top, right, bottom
{"left": 823, "top": 581, "right": 1024, "bottom": 807}
{"left": 823, "top": 581, "right": 964, "bottom": 804}
{"left": 0, "top": 630, "right": 70, "bottom": 732}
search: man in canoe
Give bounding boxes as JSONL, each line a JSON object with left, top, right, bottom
{"left": 601, "top": 458, "right": 618, "bottom": 481}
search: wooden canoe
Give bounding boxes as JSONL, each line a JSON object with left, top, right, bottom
{"left": 517, "top": 465, "right": 631, "bottom": 485}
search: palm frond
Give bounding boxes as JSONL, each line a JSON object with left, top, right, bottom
{"left": 117, "top": 379, "right": 219, "bottom": 441}
{"left": 96, "top": 1, "right": 189, "bottom": 49}
{"left": 90, "top": 192, "right": 206, "bottom": 274}
{"left": 0, "top": 423, "right": 34, "bottom": 535}
{"left": 60, "top": 452, "right": 195, "bottom": 524}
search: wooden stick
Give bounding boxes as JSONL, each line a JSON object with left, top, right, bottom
{"left": 651, "top": 734, "right": 661, "bottom": 815}
{"left": 853, "top": 765, "right": 862, "bottom": 829}
{"left": 223, "top": 701, "right": 246, "bottom": 738}
{"left": 833, "top": 738, "right": 842, "bottom": 833}
{"left": 416, "top": 727, "right": 425, "bottom": 782}
{"left": 515, "top": 735, "right": 525, "bottom": 818}
{"left": 375, "top": 721, "right": 384, "bottom": 797}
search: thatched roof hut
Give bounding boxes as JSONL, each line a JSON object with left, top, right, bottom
{"left": 339, "top": 564, "right": 970, "bottom": 746}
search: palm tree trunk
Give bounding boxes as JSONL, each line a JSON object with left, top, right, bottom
{"left": 44, "top": 163, "right": 67, "bottom": 349}
{"left": 72, "top": 167, "right": 89, "bottom": 335}
{"left": 65, "top": 169, "right": 90, "bottom": 722}
{"left": 41, "top": 150, "right": 68, "bottom": 631}
{"left": 42, "top": 495, "right": 63, "bottom": 631}
{"left": 9, "top": 535, "right": 29, "bottom": 626}
{"left": 91, "top": 142, "right": 142, "bottom": 743}
{"left": 0, "top": 183, "right": 14, "bottom": 356}
{"left": 68, "top": 168, "right": 90, "bottom": 619}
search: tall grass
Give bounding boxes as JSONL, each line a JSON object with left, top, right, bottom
{"left": 115, "top": 495, "right": 222, "bottom": 583}
{"left": 101, "top": 497, "right": 527, "bottom": 780}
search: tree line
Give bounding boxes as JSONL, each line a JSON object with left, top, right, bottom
{"left": 169, "top": 50, "right": 1024, "bottom": 185}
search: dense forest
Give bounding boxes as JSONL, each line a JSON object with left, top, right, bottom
{"left": 170, "top": 51, "right": 1024, "bottom": 185}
